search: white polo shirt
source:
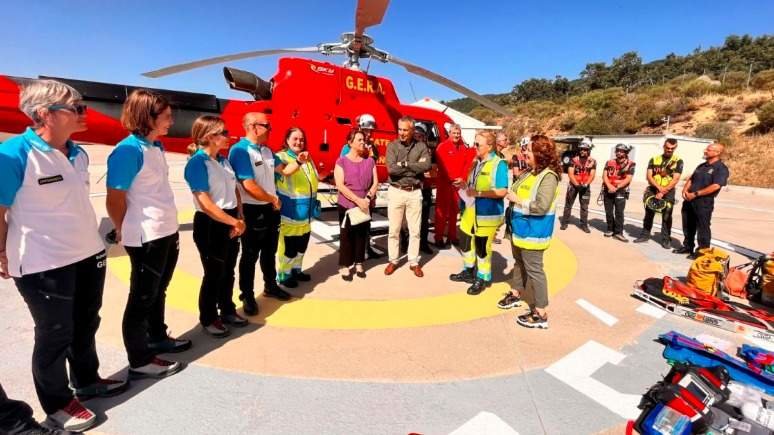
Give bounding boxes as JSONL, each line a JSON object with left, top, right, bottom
{"left": 184, "top": 149, "right": 238, "bottom": 212}
{"left": 106, "top": 133, "right": 179, "bottom": 247}
{"left": 0, "top": 128, "right": 104, "bottom": 277}
{"left": 228, "top": 137, "right": 276, "bottom": 205}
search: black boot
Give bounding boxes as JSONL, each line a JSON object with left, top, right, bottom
{"left": 449, "top": 268, "right": 476, "bottom": 283}
{"left": 467, "top": 278, "right": 491, "bottom": 295}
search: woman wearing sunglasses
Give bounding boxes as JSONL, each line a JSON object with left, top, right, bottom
{"left": 449, "top": 131, "right": 509, "bottom": 295}
{"left": 184, "top": 116, "right": 246, "bottom": 337}
{"left": 0, "top": 79, "right": 126, "bottom": 431}
{"left": 274, "top": 127, "right": 319, "bottom": 289}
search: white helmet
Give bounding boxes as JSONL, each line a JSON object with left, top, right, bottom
{"left": 357, "top": 113, "right": 376, "bottom": 130}
{"left": 519, "top": 136, "right": 531, "bottom": 148}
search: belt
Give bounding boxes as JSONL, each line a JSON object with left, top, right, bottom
{"left": 390, "top": 183, "right": 421, "bottom": 191}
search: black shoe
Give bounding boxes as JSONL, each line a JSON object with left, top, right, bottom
{"left": 580, "top": 225, "right": 591, "bottom": 234}
{"left": 292, "top": 270, "right": 311, "bottom": 282}
{"left": 612, "top": 234, "right": 629, "bottom": 243}
{"left": 278, "top": 276, "right": 298, "bottom": 289}
{"left": 633, "top": 234, "right": 649, "bottom": 243}
{"left": 222, "top": 313, "right": 249, "bottom": 327}
{"left": 603, "top": 231, "right": 613, "bottom": 237}
{"left": 450, "top": 239, "right": 460, "bottom": 247}
{"left": 420, "top": 243, "right": 434, "bottom": 254}
{"left": 366, "top": 247, "right": 383, "bottom": 259}
{"left": 673, "top": 247, "right": 692, "bottom": 254}
{"left": 265, "top": 285, "right": 293, "bottom": 301}
{"left": 355, "top": 269, "right": 367, "bottom": 278}
{"left": 449, "top": 268, "right": 476, "bottom": 284}
{"left": 466, "top": 279, "right": 491, "bottom": 295}
{"left": 687, "top": 252, "right": 699, "bottom": 260}
{"left": 559, "top": 222, "right": 568, "bottom": 230}
{"left": 660, "top": 237, "right": 672, "bottom": 249}
{"left": 148, "top": 335, "right": 192, "bottom": 354}
{"left": 497, "top": 292, "right": 523, "bottom": 309}
{"left": 341, "top": 272, "right": 353, "bottom": 282}
{"left": 241, "top": 295, "right": 259, "bottom": 316}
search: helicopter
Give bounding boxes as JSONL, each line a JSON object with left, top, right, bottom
{"left": 0, "top": 0, "right": 511, "bottom": 181}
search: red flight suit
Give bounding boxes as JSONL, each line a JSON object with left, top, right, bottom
{"left": 434, "top": 138, "right": 476, "bottom": 243}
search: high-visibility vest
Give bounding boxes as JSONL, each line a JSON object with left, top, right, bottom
{"left": 276, "top": 150, "right": 319, "bottom": 227}
{"left": 460, "top": 155, "right": 505, "bottom": 231}
{"left": 652, "top": 154, "right": 681, "bottom": 187}
{"left": 510, "top": 169, "right": 559, "bottom": 250}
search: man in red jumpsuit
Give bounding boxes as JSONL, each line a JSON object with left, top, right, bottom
{"left": 434, "top": 124, "right": 476, "bottom": 249}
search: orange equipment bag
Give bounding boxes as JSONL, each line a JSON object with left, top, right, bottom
{"left": 687, "top": 247, "right": 730, "bottom": 296}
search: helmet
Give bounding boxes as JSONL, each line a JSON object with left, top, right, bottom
{"left": 519, "top": 136, "right": 531, "bottom": 148}
{"left": 615, "top": 143, "right": 632, "bottom": 153}
{"left": 413, "top": 122, "right": 427, "bottom": 134}
{"left": 357, "top": 113, "right": 376, "bottom": 130}
{"left": 579, "top": 139, "right": 593, "bottom": 150}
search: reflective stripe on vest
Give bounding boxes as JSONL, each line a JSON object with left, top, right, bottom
{"left": 276, "top": 151, "right": 319, "bottom": 225}
{"left": 510, "top": 169, "right": 559, "bottom": 250}
{"left": 460, "top": 156, "right": 505, "bottom": 230}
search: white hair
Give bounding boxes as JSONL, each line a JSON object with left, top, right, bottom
{"left": 19, "top": 79, "right": 82, "bottom": 125}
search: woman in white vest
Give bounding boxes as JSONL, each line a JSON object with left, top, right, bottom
{"left": 497, "top": 135, "right": 561, "bottom": 330}
{"left": 275, "top": 127, "right": 319, "bottom": 289}
{"left": 184, "top": 116, "right": 246, "bottom": 338}
{"left": 106, "top": 89, "right": 189, "bottom": 380}
{"left": 0, "top": 79, "right": 126, "bottom": 432}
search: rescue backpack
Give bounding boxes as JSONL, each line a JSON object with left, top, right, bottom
{"left": 687, "top": 247, "right": 730, "bottom": 296}
{"left": 746, "top": 253, "right": 774, "bottom": 307}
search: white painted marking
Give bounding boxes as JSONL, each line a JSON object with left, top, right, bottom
{"left": 545, "top": 340, "right": 641, "bottom": 420}
{"left": 449, "top": 411, "right": 519, "bottom": 435}
{"left": 636, "top": 303, "right": 666, "bottom": 319}
{"left": 576, "top": 299, "right": 619, "bottom": 327}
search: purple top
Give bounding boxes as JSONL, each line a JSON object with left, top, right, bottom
{"left": 336, "top": 155, "right": 375, "bottom": 209}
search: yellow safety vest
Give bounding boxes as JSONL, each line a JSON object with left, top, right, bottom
{"left": 460, "top": 155, "right": 505, "bottom": 234}
{"left": 652, "top": 154, "right": 681, "bottom": 187}
{"left": 510, "top": 169, "right": 559, "bottom": 250}
{"left": 276, "top": 150, "right": 319, "bottom": 229}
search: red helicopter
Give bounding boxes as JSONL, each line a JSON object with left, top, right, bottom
{"left": 0, "top": 0, "right": 510, "bottom": 181}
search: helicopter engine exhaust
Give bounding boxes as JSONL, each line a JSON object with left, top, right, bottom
{"left": 223, "top": 67, "right": 272, "bottom": 100}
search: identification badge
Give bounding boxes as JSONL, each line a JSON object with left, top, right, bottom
{"left": 254, "top": 161, "right": 264, "bottom": 166}
{"left": 38, "top": 175, "right": 64, "bottom": 185}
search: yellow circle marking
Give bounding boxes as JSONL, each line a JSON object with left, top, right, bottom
{"left": 108, "top": 234, "right": 576, "bottom": 330}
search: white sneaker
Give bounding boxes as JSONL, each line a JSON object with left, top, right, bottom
{"left": 46, "top": 398, "right": 96, "bottom": 432}
{"left": 129, "top": 357, "right": 183, "bottom": 379}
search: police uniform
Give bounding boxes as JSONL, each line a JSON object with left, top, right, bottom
{"left": 641, "top": 153, "right": 684, "bottom": 242}
{"left": 107, "top": 133, "right": 180, "bottom": 369}
{"left": 184, "top": 150, "right": 240, "bottom": 327}
{"left": 275, "top": 149, "right": 319, "bottom": 285}
{"left": 229, "top": 137, "right": 281, "bottom": 299}
{"left": 456, "top": 152, "right": 508, "bottom": 289}
{"left": 1, "top": 128, "right": 106, "bottom": 414}
{"left": 561, "top": 155, "right": 597, "bottom": 229}
{"left": 602, "top": 158, "right": 636, "bottom": 236}
{"left": 680, "top": 160, "right": 729, "bottom": 253}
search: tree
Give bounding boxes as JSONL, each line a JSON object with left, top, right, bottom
{"left": 580, "top": 62, "right": 610, "bottom": 90}
{"left": 553, "top": 75, "right": 571, "bottom": 98}
{"left": 610, "top": 51, "right": 643, "bottom": 92}
{"left": 512, "top": 78, "right": 556, "bottom": 101}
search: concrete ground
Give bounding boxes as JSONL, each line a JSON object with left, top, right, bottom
{"left": 1, "top": 144, "right": 772, "bottom": 434}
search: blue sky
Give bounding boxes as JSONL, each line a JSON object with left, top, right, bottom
{"left": 2, "top": 1, "right": 772, "bottom": 104}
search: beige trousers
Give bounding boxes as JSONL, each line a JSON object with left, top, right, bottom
{"left": 387, "top": 186, "right": 422, "bottom": 265}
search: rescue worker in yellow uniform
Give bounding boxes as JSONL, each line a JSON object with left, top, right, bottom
{"left": 634, "top": 138, "right": 683, "bottom": 249}
{"left": 448, "top": 131, "right": 509, "bottom": 295}
{"left": 275, "top": 127, "right": 319, "bottom": 289}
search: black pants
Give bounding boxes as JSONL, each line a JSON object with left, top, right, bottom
{"left": 642, "top": 188, "right": 675, "bottom": 237}
{"left": 123, "top": 233, "right": 179, "bottom": 368}
{"left": 603, "top": 191, "right": 627, "bottom": 235}
{"left": 338, "top": 205, "right": 370, "bottom": 267}
{"left": 561, "top": 184, "right": 590, "bottom": 225}
{"left": 420, "top": 187, "right": 433, "bottom": 244}
{"left": 193, "top": 209, "right": 239, "bottom": 326}
{"left": 681, "top": 199, "right": 714, "bottom": 251}
{"left": 14, "top": 251, "right": 106, "bottom": 413}
{"left": 0, "top": 383, "right": 38, "bottom": 434}
{"left": 239, "top": 203, "right": 280, "bottom": 296}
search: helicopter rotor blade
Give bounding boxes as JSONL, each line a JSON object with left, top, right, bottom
{"left": 354, "top": 0, "right": 390, "bottom": 37}
{"left": 142, "top": 47, "right": 321, "bottom": 78}
{"left": 387, "top": 55, "right": 512, "bottom": 117}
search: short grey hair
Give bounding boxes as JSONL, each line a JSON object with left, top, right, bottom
{"left": 19, "top": 79, "right": 82, "bottom": 125}
{"left": 449, "top": 123, "right": 462, "bottom": 131}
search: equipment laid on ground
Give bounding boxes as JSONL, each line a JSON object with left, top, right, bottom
{"left": 632, "top": 277, "right": 774, "bottom": 344}
{"left": 687, "top": 247, "right": 731, "bottom": 297}
{"left": 746, "top": 254, "right": 774, "bottom": 307}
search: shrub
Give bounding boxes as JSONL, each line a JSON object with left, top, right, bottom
{"left": 720, "top": 71, "right": 748, "bottom": 91}
{"left": 757, "top": 102, "right": 774, "bottom": 132}
{"left": 558, "top": 113, "right": 577, "bottom": 131}
{"left": 751, "top": 69, "right": 774, "bottom": 94}
{"left": 680, "top": 79, "right": 717, "bottom": 98}
{"left": 695, "top": 122, "right": 733, "bottom": 144}
{"left": 743, "top": 98, "right": 767, "bottom": 113}
{"left": 575, "top": 88, "right": 624, "bottom": 111}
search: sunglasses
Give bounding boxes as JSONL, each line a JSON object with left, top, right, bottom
{"left": 216, "top": 129, "right": 229, "bottom": 137}
{"left": 49, "top": 103, "right": 87, "bottom": 115}
{"left": 251, "top": 122, "right": 271, "bottom": 130}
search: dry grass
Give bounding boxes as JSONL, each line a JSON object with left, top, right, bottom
{"left": 724, "top": 132, "right": 774, "bottom": 188}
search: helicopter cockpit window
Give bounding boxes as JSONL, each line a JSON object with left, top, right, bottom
{"left": 415, "top": 120, "right": 440, "bottom": 148}
{"left": 336, "top": 117, "right": 351, "bottom": 125}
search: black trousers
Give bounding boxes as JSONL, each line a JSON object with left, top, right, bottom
{"left": 681, "top": 199, "right": 714, "bottom": 251}
{"left": 239, "top": 203, "right": 280, "bottom": 296}
{"left": 561, "top": 184, "right": 590, "bottom": 225}
{"left": 0, "top": 383, "right": 38, "bottom": 434}
{"left": 14, "top": 251, "right": 106, "bottom": 413}
{"left": 642, "top": 188, "right": 675, "bottom": 237}
{"left": 338, "top": 205, "right": 371, "bottom": 267}
{"left": 603, "top": 191, "right": 628, "bottom": 235}
{"left": 123, "top": 233, "right": 179, "bottom": 368}
{"left": 193, "top": 209, "right": 239, "bottom": 326}
{"left": 420, "top": 187, "right": 433, "bottom": 244}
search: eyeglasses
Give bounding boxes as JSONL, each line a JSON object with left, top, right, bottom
{"left": 48, "top": 103, "right": 87, "bottom": 115}
{"left": 216, "top": 130, "right": 229, "bottom": 137}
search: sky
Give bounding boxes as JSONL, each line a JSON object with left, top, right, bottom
{"left": 1, "top": 0, "right": 772, "bottom": 104}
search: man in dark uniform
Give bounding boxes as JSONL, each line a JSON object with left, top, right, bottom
{"left": 560, "top": 140, "right": 596, "bottom": 233}
{"left": 635, "top": 138, "right": 683, "bottom": 248}
{"left": 673, "top": 143, "right": 729, "bottom": 259}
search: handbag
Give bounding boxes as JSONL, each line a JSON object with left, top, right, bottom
{"left": 343, "top": 207, "right": 371, "bottom": 227}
